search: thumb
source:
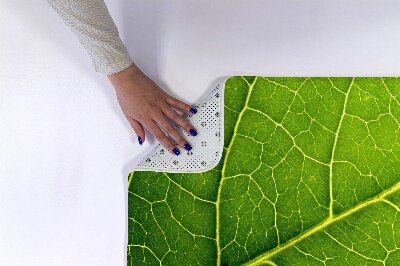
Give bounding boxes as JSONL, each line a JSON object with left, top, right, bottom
{"left": 126, "top": 116, "right": 146, "bottom": 145}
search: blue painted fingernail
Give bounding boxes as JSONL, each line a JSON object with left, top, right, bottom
{"left": 173, "top": 148, "right": 180, "bottom": 156}
{"left": 190, "top": 108, "right": 197, "bottom": 114}
{"left": 138, "top": 136, "right": 142, "bottom": 145}
{"left": 184, "top": 143, "right": 192, "bottom": 151}
{"left": 189, "top": 129, "right": 197, "bottom": 136}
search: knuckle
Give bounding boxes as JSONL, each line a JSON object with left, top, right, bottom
{"left": 173, "top": 113, "right": 186, "bottom": 124}
{"left": 143, "top": 120, "right": 154, "bottom": 130}
{"left": 171, "top": 111, "right": 179, "bottom": 120}
{"left": 164, "top": 125, "right": 175, "bottom": 135}
{"left": 178, "top": 102, "right": 186, "bottom": 109}
{"left": 141, "top": 105, "right": 157, "bottom": 117}
{"left": 152, "top": 129, "right": 164, "bottom": 139}
{"left": 168, "top": 96, "right": 177, "bottom": 105}
{"left": 152, "top": 132, "right": 161, "bottom": 139}
{"left": 137, "top": 113, "right": 147, "bottom": 121}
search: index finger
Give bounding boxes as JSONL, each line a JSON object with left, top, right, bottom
{"left": 164, "top": 95, "right": 197, "bottom": 115}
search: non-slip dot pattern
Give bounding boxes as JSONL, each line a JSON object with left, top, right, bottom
{"left": 134, "top": 82, "right": 225, "bottom": 173}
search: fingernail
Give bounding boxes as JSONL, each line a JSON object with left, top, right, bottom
{"left": 189, "top": 129, "right": 197, "bottom": 136}
{"left": 173, "top": 148, "right": 180, "bottom": 156}
{"left": 138, "top": 136, "right": 143, "bottom": 145}
{"left": 190, "top": 107, "right": 197, "bottom": 114}
{"left": 184, "top": 143, "right": 192, "bottom": 151}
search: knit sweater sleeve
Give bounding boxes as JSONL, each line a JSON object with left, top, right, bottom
{"left": 46, "top": 0, "right": 134, "bottom": 75}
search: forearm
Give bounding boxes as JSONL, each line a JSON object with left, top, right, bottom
{"left": 46, "top": 0, "right": 134, "bottom": 75}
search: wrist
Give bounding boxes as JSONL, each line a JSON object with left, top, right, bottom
{"left": 107, "top": 63, "right": 141, "bottom": 91}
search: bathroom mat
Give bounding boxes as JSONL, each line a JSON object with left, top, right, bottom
{"left": 128, "top": 77, "right": 400, "bottom": 265}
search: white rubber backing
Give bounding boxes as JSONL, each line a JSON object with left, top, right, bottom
{"left": 133, "top": 78, "right": 226, "bottom": 173}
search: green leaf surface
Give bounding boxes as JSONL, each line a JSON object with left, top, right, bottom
{"left": 128, "top": 77, "right": 400, "bottom": 265}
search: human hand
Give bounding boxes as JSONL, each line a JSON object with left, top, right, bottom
{"left": 108, "top": 64, "right": 198, "bottom": 156}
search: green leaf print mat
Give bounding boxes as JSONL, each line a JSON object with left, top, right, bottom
{"left": 128, "top": 77, "right": 400, "bottom": 265}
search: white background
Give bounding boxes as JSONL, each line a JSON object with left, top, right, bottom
{"left": 1, "top": 0, "right": 399, "bottom": 265}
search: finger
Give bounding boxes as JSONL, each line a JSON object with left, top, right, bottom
{"left": 154, "top": 110, "right": 192, "bottom": 152}
{"left": 144, "top": 120, "right": 181, "bottom": 156}
{"left": 126, "top": 115, "right": 146, "bottom": 145}
{"left": 164, "top": 94, "right": 197, "bottom": 115}
{"left": 161, "top": 104, "right": 198, "bottom": 137}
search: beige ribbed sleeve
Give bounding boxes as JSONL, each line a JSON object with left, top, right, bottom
{"left": 46, "top": 0, "right": 134, "bottom": 75}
